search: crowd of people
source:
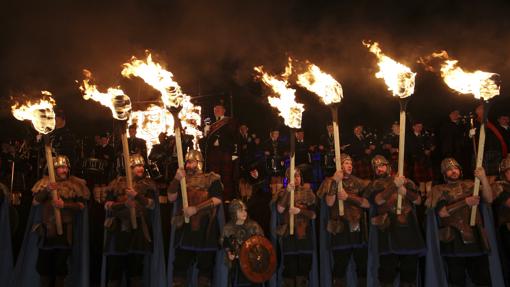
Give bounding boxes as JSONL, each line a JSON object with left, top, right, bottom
{"left": 1, "top": 101, "right": 510, "bottom": 287}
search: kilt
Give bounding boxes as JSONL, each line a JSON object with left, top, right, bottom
{"left": 206, "top": 146, "right": 233, "bottom": 200}
{"left": 412, "top": 160, "right": 433, "bottom": 182}
{"left": 353, "top": 159, "right": 372, "bottom": 179}
{"left": 482, "top": 150, "right": 502, "bottom": 177}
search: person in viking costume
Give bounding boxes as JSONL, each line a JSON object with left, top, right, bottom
{"left": 273, "top": 168, "right": 318, "bottom": 287}
{"left": 317, "top": 153, "right": 370, "bottom": 287}
{"left": 366, "top": 155, "right": 425, "bottom": 287}
{"left": 221, "top": 199, "right": 275, "bottom": 286}
{"left": 490, "top": 155, "right": 510, "bottom": 285}
{"left": 100, "top": 153, "right": 165, "bottom": 287}
{"left": 11, "top": 155, "right": 89, "bottom": 287}
{"left": 427, "top": 158, "right": 494, "bottom": 286}
{"left": 167, "top": 149, "right": 225, "bottom": 287}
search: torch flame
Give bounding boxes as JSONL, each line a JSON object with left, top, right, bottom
{"left": 121, "top": 53, "right": 183, "bottom": 109}
{"left": 364, "top": 41, "right": 416, "bottom": 98}
{"left": 296, "top": 62, "right": 343, "bottom": 105}
{"left": 129, "top": 104, "right": 174, "bottom": 154}
{"left": 431, "top": 51, "right": 500, "bottom": 100}
{"left": 121, "top": 53, "right": 202, "bottom": 148}
{"left": 254, "top": 58, "right": 304, "bottom": 129}
{"left": 11, "top": 91, "right": 56, "bottom": 134}
{"left": 78, "top": 69, "right": 132, "bottom": 121}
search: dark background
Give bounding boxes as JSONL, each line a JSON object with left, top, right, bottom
{"left": 1, "top": 0, "right": 509, "bottom": 141}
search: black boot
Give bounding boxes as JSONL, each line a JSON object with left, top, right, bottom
{"left": 107, "top": 280, "right": 120, "bottom": 287}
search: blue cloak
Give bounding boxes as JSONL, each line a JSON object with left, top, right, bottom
{"left": 0, "top": 192, "right": 13, "bottom": 283}
{"left": 269, "top": 202, "right": 318, "bottom": 287}
{"left": 425, "top": 204, "right": 505, "bottom": 286}
{"left": 100, "top": 194, "right": 167, "bottom": 287}
{"left": 9, "top": 204, "right": 89, "bottom": 287}
{"left": 167, "top": 200, "right": 228, "bottom": 287}
{"left": 319, "top": 197, "right": 365, "bottom": 287}
{"left": 367, "top": 206, "right": 423, "bottom": 287}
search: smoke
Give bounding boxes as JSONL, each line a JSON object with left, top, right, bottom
{"left": 1, "top": 0, "right": 510, "bottom": 138}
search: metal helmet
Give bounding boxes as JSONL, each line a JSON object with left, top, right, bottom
{"left": 53, "top": 155, "right": 70, "bottom": 169}
{"left": 500, "top": 155, "right": 510, "bottom": 175}
{"left": 440, "top": 158, "right": 462, "bottom": 176}
{"left": 371, "top": 155, "right": 389, "bottom": 170}
{"left": 340, "top": 153, "right": 352, "bottom": 164}
{"left": 129, "top": 153, "right": 145, "bottom": 167}
{"left": 229, "top": 199, "right": 247, "bottom": 222}
{"left": 185, "top": 150, "right": 204, "bottom": 171}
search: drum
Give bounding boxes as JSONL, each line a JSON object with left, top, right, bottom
{"left": 147, "top": 163, "right": 162, "bottom": 180}
{"left": 266, "top": 155, "right": 285, "bottom": 176}
{"left": 82, "top": 158, "right": 107, "bottom": 174}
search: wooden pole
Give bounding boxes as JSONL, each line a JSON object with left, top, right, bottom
{"left": 396, "top": 98, "right": 409, "bottom": 215}
{"left": 470, "top": 121, "right": 486, "bottom": 226}
{"left": 173, "top": 116, "right": 190, "bottom": 223}
{"left": 43, "top": 135, "right": 63, "bottom": 235}
{"left": 121, "top": 129, "right": 138, "bottom": 229}
{"left": 331, "top": 106, "right": 344, "bottom": 216}
{"left": 289, "top": 130, "right": 295, "bottom": 235}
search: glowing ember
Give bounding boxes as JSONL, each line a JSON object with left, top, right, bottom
{"left": 254, "top": 58, "right": 305, "bottom": 129}
{"left": 432, "top": 51, "right": 500, "bottom": 100}
{"left": 296, "top": 62, "right": 343, "bottom": 105}
{"left": 78, "top": 69, "right": 132, "bottom": 121}
{"left": 363, "top": 41, "right": 416, "bottom": 98}
{"left": 11, "top": 91, "right": 56, "bottom": 134}
{"left": 121, "top": 52, "right": 183, "bottom": 108}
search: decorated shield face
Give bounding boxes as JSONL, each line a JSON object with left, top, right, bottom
{"left": 112, "top": 94, "right": 132, "bottom": 120}
{"left": 33, "top": 107, "right": 56, "bottom": 134}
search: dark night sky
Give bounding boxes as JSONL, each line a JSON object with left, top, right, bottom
{"left": 1, "top": 0, "right": 510, "bottom": 141}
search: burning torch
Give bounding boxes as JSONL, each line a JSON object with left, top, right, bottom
{"left": 121, "top": 53, "right": 192, "bottom": 223}
{"left": 79, "top": 70, "right": 138, "bottom": 229}
{"left": 296, "top": 62, "right": 345, "bottom": 216}
{"left": 433, "top": 51, "right": 500, "bottom": 226}
{"left": 11, "top": 92, "right": 63, "bottom": 235}
{"left": 255, "top": 59, "right": 305, "bottom": 235}
{"left": 364, "top": 41, "right": 416, "bottom": 214}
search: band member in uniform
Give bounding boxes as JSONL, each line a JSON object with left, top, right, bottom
{"left": 294, "top": 129, "right": 313, "bottom": 185}
{"left": 318, "top": 154, "right": 370, "bottom": 286}
{"left": 100, "top": 154, "right": 165, "bottom": 287}
{"left": 202, "top": 102, "right": 238, "bottom": 200}
{"left": 220, "top": 199, "right": 266, "bottom": 287}
{"left": 346, "top": 125, "right": 375, "bottom": 180}
{"left": 367, "top": 155, "right": 425, "bottom": 287}
{"left": 274, "top": 168, "right": 318, "bottom": 287}
{"left": 427, "top": 158, "right": 494, "bottom": 286}
{"left": 381, "top": 122, "right": 400, "bottom": 173}
{"left": 319, "top": 124, "right": 336, "bottom": 177}
{"left": 50, "top": 110, "right": 77, "bottom": 170}
{"left": 407, "top": 121, "right": 435, "bottom": 197}
{"left": 11, "top": 155, "right": 89, "bottom": 287}
{"left": 167, "top": 150, "right": 225, "bottom": 287}
{"left": 492, "top": 155, "right": 510, "bottom": 284}
{"left": 263, "top": 127, "right": 288, "bottom": 198}
{"left": 127, "top": 124, "right": 148, "bottom": 161}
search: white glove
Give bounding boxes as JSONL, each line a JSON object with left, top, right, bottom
{"left": 469, "top": 128, "right": 476, "bottom": 138}
{"left": 232, "top": 155, "right": 238, "bottom": 161}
